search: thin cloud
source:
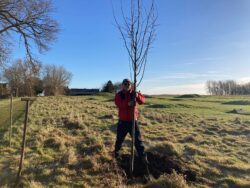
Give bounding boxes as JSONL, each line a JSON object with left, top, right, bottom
{"left": 144, "top": 83, "right": 206, "bottom": 95}
{"left": 182, "top": 57, "right": 225, "bottom": 66}
{"left": 237, "top": 77, "right": 250, "bottom": 84}
{"left": 144, "top": 71, "right": 230, "bottom": 83}
{"left": 142, "top": 76, "right": 250, "bottom": 95}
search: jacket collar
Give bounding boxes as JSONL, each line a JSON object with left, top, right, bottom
{"left": 122, "top": 89, "right": 132, "bottom": 94}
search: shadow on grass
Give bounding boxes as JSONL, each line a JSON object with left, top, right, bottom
{"left": 98, "top": 114, "right": 115, "bottom": 120}
{"left": 22, "top": 160, "right": 62, "bottom": 186}
{"left": 109, "top": 124, "right": 117, "bottom": 134}
{"left": 215, "top": 178, "right": 250, "bottom": 188}
{"left": 169, "top": 98, "right": 183, "bottom": 101}
{"left": 63, "top": 118, "right": 81, "bottom": 130}
{"left": 146, "top": 104, "right": 172, "bottom": 109}
{"left": 0, "top": 165, "right": 17, "bottom": 187}
{"left": 222, "top": 100, "right": 250, "bottom": 105}
{"left": 0, "top": 128, "right": 9, "bottom": 145}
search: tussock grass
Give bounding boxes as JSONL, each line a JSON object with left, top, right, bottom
{"left": 1, "top": 95, "right": 250, "bottom": 187}
{"left": 144, "top": 171, "right": 188, "bottom": 188}
{"left": 147, "top": 142, "right": 182, "bottom": 157}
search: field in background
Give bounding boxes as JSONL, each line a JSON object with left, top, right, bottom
{"left": 0, "top": 94, "right": 250, "bottom": 187}
{"left": 0, "top": 98, "right": 25, "bottom": 145}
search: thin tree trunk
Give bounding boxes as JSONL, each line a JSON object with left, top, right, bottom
{"left": 130, "top": 63, "right": 137, "bottom": 177}
{"left": 114, "top": 0, "right": 156, "bottom": 177}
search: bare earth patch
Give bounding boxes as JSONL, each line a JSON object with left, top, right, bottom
{"left": 116, "top": 152, "right": 196, "bottom": 183}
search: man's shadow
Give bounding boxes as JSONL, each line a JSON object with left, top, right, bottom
{"left": 109, "top": 123, "right": 117, "bottom": 134}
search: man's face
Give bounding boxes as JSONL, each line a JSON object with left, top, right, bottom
{"left": 122, "top": 81, "right": 131, "bottom": 91}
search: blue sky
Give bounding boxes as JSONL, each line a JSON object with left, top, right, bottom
{"left": 12, "top": 0, "right": 250, "bottom": 94}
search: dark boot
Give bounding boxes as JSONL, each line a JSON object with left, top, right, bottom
{"left": 114, "top": 151, "right": 120, "bottom": 159}
{"left": 141, "top": 154, "right": 149, "bottom": 165}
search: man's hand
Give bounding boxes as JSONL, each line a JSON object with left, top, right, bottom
{"left": 132, "top": 91, "right": 139, "bottom": 98}
{"left": 128, "top": 91, "right": 141, "bottom": 106}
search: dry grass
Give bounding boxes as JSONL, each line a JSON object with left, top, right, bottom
{"left": 144, "top": 171, "right": 188, "bottom": 188}
{"left": 0, "top": 95, "right": 250, "bottom": 187}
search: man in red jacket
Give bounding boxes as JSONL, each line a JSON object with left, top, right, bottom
{"left": 114, "top": 78, "right": 146, "bottom": 160}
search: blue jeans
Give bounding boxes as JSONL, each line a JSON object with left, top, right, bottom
{"left": 115, "top": 120, "right": 145, "bottom": 157}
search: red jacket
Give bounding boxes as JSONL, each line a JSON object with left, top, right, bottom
{"left": 115, "top": 90, "right": 145, "bottom": 121}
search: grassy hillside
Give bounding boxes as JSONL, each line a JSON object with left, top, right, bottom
{"left": 0, "top": 95, "right": 250, "bottom": 187}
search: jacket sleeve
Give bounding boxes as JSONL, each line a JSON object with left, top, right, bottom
{"left": 136, "top": 92, "right": 145, "bottom": 105}
{"left": 115, "top": 93, "right": 127, "bottom": 108}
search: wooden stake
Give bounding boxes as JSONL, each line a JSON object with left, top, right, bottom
{"left": 16, "top": 97, "right": 35, "bottom": 186}
{"left": 9, "top": 94, "right": 13, "bottom": 147}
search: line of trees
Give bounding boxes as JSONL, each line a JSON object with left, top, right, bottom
{"left": 206, "top": 80, "right": 250, "bottom": 95}
{"left": 2, "top": 59, "right": 72, "bottom": 97}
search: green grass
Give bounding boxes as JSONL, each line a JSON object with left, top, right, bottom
{"left": 0, "top": 98, "right": 26, "bottom": 128}
{"left": 0, "top": 98, "right": 26, "bottom": 146}
{"left": 0, "top": 95, "right": 250, "bottom": 187}
{"left": 146, "top": 95, "right": 250, "bottom": 121}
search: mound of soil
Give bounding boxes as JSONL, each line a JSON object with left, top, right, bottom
{"left": 116, "top": 152, "right": 196, "bottom": 182}
{"left": 228, "top": 109, "right": 250, "bottom": 115}
{"left": 176, "top": 94, "right": 201, "bottom": 98}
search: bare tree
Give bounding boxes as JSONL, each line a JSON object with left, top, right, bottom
{"left": 0, "top": 0, "right": 59, "bottom": 67}
{"left": 0, "top": 36, "right": 10, "bottom": 67}
{"left": 4, "top": 59, "right": 41, "bottom": 96}
{"left": 206, "top": 80, "right": 212, "bottom": 95}
{"left": 43, "top": 64, "right": 72, "bottom": 96}
{"left": 206, "top": 80, "right": 250, "bottom": 95}
{"left": 113, "top": 0, "right": 157, "bottom": 175}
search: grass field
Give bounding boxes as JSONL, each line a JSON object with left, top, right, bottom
{"left": 0, "top": 94, "right": 250, "bottom": 187}
{"left": 0, "top": 98, "right": 26, "bottom": 145}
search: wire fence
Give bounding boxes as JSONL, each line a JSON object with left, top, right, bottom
{"left": 0, "top": 98, "right": 25, "bottom": 133}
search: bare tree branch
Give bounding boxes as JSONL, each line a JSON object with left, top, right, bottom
{"left": 0, "top": 0, "right": 59, "bottom": 67}
{"left": 113, "top": 0, "right": 157, "bottom": 88}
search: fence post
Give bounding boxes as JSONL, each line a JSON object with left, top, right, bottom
{"left": 15, "top": 97, "right": 35, "bottom": 187}
{"left": 9, "top": 94, "right": 13, "bottom": 147}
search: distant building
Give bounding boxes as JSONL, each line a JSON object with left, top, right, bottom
{"left": 0, "top": 83, "right": 8, "bottom": 97}
{"left": 37, "top": 90, "right": 45, "bottom": 97}
{"left": 69, "top": 88, "right": 100, "bottom": 96}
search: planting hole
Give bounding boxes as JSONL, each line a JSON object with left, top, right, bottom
{"left": 116, "top": 152, "right": 197, "bottom": 182}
